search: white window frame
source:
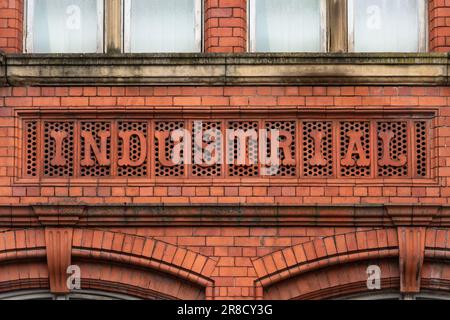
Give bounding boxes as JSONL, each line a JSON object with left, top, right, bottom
{"left": 24, "top": 0, "right": 104, "bottom": 53}
{"left": 248, "top": 0, "right": 327, "bottom": 53}
{"left": 347, "top": 0, "right": 428, "bottom": 53}
{"left": 123, "top": 0, "right": 203, "bottom": 53}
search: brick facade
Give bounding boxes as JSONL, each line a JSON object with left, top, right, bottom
{"left": 0, "top": 0, "right": 22, "bottom": 53}
{"left": 429, "top": 0, "right": 450, "bottom": 52}
{"left": 1, "top": 0, "right": 450, "bottom": 300}
{"left": 204, "top": 0, "right": 247, "bottom": 52}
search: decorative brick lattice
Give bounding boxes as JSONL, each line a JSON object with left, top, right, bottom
{"left": 20, "top": 116, "right": 431, "bottom": 181}
{"left": 117, "top": 121, "right": 148, "bottom": 177}
{"left": 340, "top": 121, "right": 371, "bottom": 177}
{"left": 227, "top": 121, "right": 259, "bottom": 177}
{"left": 80, "top": 122, "right": 111, "bottom": 177}
{"left": 377, "top": 122, "right": 408, "bottom": 177}
{"left": 192, "top": 121, "right": 223, "bottom": 177}
{"left": 24, "top": 121, "right": 38, "bottom": 177}
{"left": 43, "top": 122, "right": 74, "bottom": 177}
{"left": 264, "top": 121, "right": 296, "bottom": 177}
{"left": 155, "top": 121, "right": 185, "bottom": 177}
{"left": 415, "top": 121, "right": 428, "bottom": 177}
{"left": 302, "top": 121, "right": 333, "bottom": 177}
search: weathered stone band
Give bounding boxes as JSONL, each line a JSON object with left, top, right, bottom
{"left": 1, "top": 53, "right": 449, "bottom": 86}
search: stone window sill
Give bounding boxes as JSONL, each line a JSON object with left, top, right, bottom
{"left": 1, "top": 52, "right": 448, "bottom": 86}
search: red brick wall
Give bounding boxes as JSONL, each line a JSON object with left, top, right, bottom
{"left": 106, "top": 226, "right": 377, "bottom": 299}
{"left": 0, "top": 85, "right": 447, "bottom": 206}
{"left": 204, "top": 0, "right": 247, "bottom": 52}
{"left": 429, "top": 0, "right": 450, "bottom": 52}
{"left": 2, "top": 226, "right": 450, "bottom": 299}
{"left": 1, "top": 0, "right": 450, "bottom": 301}
{"left": 0, "top": 0, "right": 22, "bottom": 53}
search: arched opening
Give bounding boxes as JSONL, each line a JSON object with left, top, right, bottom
{"left": 262, "top": 258, "right": 400, "bottom": 300}
{"left": 253, "top": 227, "right": 450, "bottom": 300}
{"left": 69, "top": 259, "right": 206, "bottom": 300}
{"left": 0, "top": 258, "right": 206, "bottom": 300}
{"left": 262, "top": 258, "right": 450, "bottom": 300}
{"left": 0, "top": 289, "right": 141, "bottom": 300}
{"left": 0, "top": 229, "right": 216, "bottom": 300}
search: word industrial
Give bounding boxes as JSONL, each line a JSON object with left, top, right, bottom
{"left": 22, "top": 117, "right": 429, "bottom": 180}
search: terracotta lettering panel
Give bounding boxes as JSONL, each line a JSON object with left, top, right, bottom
{"left": 20, "top": 114, "right": 432, "bottom": 183}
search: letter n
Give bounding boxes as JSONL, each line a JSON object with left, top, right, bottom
{"left": 80, "top": 131, "right": 111, "bottom": 166}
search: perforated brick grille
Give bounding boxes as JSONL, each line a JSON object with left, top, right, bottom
{"left": 415, "top": 121, "right": 428, "bottom": 177}
{"left": 155, "top": 121, "right": 185, "bottom": 177}
{"left": 263, "top": 121, "right": 296, "bottom": 177}
{"left": 192, "top": 121, "right": 223, "bottom": 177}
{"left": 80, "top": 122, "right": 111, "bottom": 177}
{"left": 340, "top": 121, "right": 371, "bottom": 177}
{"left": 302, "top": 121, "right": 333, "bottom": 177}
{"left": 117, "top": 121, "right": 148, "bottom": 177}
{"left": 43, "top": 122, "right": 74, "bottom": 177}
{"left": 227, "top": 121, "right": 259, "bottom": 177}
{"left": 24, "top": 121, "right": 38, "bottom": 177}
{"left": 377, "top": 122, "right": 408, "bottom": 177}
{"left": 20, "top": 116, "right": 431, "bottom": 181}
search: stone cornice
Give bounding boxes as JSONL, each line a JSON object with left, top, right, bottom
{"left": 0, "top": 204, "right": 447, "bottom": 228}
{"left": 1, "top": 52, "right": 449, "bottom": 86}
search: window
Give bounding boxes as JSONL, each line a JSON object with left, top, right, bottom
{"left": 26, "top": 0, "right": 104, "bottom": 53}
{"left": 249, "top": 0, "right": 326, "bottom": 52}
{"left": 24, "top": 0, "right": 428, "bottom": 54}
{"left": 348, "top": 0, "right": 427, "bottom": 52}
{"left": 248, "top": 0, "right": 427, "bottom": 53}
{"left": 124, "top": 0, "right": 202, "bottom": 53}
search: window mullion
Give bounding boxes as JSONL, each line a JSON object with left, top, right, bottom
{"left": 328, "top": 0, "right": 348, "bottom": 53}
{"left": 105, "top": 0, "right": 122, "bottom": 53}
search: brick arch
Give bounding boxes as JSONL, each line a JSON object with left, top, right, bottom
{"left": 264, "top": 258, "right": 400, "bottom": 300}
{"left": 68, "top": 260, "right": 206, "bottom": 300}
{"left": 424, "top": 228, "right": 450, "bottom": 260}
{"left": 253, "top": 228, "right": 450, "bottom": 300}
{"left": 252, "top": 228, "right": 400, "bottom": 299}
{"left": 422, "top": 228, "right": 450, "bottom": 294}
{"left": 253, "top": 229, "right": 399, "bottom": 288}
{"left": 72, "top": 229, "right": 217, "bottom": 289}
{"left": 0, "top": 228, "right": 217, "bottom": 300}
{"left": 0, "top": 229, "right": 49, "bottom": 295}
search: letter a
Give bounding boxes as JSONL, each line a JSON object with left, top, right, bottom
{"left": 341, "top": 131, "right": 370, "bottom": 167}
